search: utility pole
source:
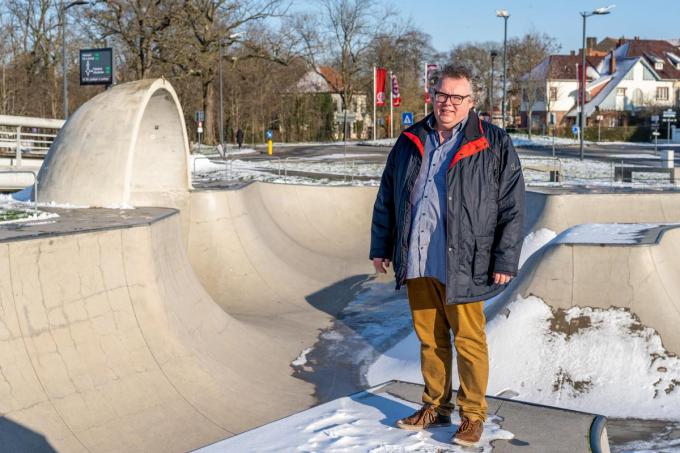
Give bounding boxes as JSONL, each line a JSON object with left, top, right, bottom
{"left": 496, "top": 10, "right": 510, "bottom": 129}
{"left": 578, "top": 5, "right": 614, "bottom": 160}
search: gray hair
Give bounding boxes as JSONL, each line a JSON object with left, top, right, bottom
{"left": 429, "top": 63, "right": 482, "bottom": 102}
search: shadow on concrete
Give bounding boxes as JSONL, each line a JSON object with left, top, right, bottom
{"left": 0, "top": 417, "right": 57, "bottom": 452}
{"left": 304, "top": 274, "right": 372, "bottom": 318}
{"left": 297, "top": 274, "right": 412, "bottom": 403}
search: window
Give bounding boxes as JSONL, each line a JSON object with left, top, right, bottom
{"left": 657, "top": 87, "right": 669, "bottom": 101}
{"left": 616, "top": 88, "right": 626, "bottom": 96}
{"left": 549, "top": 87, "right": 558, "bottom": 101}
{"left": 655, "top": 62, "right": 664, "bottom": 70}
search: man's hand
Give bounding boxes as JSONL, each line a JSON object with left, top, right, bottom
{"left": 373, "top": 258, "right": 391, "bottom": 274}
{"left": 493, "top": 272, "right": 513, "bottom": 285}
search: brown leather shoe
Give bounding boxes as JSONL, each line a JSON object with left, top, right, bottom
{"left": 395, "top": 404, "right": 451, "bottom": 430}
{"left": 452, "top": 417, "right": 484, "bottom": 446}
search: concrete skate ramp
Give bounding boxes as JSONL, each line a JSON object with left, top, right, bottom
{"left": 526, "top": 190, "right": 680, "bottom": 232}
{"left": 0, "top": 208, "right": 338, "bottom": 452}
{"left": 36, "top": 79, "right": 191, "bottom": 211}
{"left": 488, "top": 224, "right": 680, "bottom": 356}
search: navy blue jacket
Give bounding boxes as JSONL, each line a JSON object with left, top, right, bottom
{"left": 370, "top": 111, "right": 525, "bottom": 304}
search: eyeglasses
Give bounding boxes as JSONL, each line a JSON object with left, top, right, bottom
{"left": 433, "top": 91, "right": 472, "bottom": 105}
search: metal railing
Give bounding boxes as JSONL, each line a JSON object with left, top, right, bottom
{"left": 0, "top": 170, "right": 38, "bottom": 213}
{"left": 0, "top": 115, "right": 64, "bottom": 163}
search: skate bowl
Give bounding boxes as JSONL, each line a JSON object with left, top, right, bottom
{"left": 1, "top": 77, "right": 679, "bottom": 450}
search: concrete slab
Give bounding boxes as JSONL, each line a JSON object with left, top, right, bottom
{"left": 195, "top": 381, "right": 609, "bottom": 453}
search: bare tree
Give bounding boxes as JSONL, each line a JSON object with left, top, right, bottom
{"left": 296, "top": 0, "right": 392, "bottom": 139}
{"left": 83, "top": 0, "right": 179, "bottom": 80}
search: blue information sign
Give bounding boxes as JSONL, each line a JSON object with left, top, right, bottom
{"left": 265, "top": 130, "right": 273, "bottom": 140}
{"left": 401, "top": 112, "right": 414, "bottom": 126}
{"left": 572, "top": 125, "right": 580, "bottom": 135}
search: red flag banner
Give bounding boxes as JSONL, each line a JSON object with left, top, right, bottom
{"left": 391, "top": 73, "right": 401, "bottom": 107}
{"left": 425, "top": 63, "right": 438, "bottom": 89}
{"left": 375, "top": 67, "right": 387, "bottom": 107}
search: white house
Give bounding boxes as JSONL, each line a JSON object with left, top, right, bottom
{"left": 521, "top": 37, "right": 680, "bottom": 130}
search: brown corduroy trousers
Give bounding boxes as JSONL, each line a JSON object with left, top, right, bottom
{"left": 405, "top": 277, "right": 489, "bottom": 422}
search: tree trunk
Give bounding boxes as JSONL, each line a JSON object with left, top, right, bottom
{"left": 203, "top": 80, "right": 216, "bottom": 145}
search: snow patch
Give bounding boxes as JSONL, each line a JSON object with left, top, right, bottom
{"left": 197, "top": 390, "right": 514, "bottom": 452}
{"left": 292, "top": 348, "right": 312, "bottom": 367}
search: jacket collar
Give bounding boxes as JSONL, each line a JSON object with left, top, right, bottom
{"left": 404, "top": 110, "right": 484, "bottom": 157}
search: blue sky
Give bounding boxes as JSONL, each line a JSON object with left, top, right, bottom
{"left": 395, "top": 0, "right": 680, "bottom": 53}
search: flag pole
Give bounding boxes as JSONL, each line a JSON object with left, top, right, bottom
{"left": 389, "top": 71, "right": 394, "bottom": 139}
{"left": 424, "top": 63, "right": 427, "bottom": 117}
{"left": 372, "top": 66, "right": 376, "bottom": 141}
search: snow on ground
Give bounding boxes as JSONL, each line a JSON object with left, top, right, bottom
{"left": 366, "top": 225, "right": 680, "bottom": 421}
{"left": 191, "top": 144, "right": 678, "bottom": 189}
{"left": 555, "top": 223, "right": 678, "bottom": 244}
{"left": 197, "top": 388, "right": 513, "bottom": 453}
{"left": 358, "top": 138, "right": 397, "bottom": 147}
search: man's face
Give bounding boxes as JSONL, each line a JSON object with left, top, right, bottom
{"left": 432, "top": 77, "right": 474, "bottom": 130}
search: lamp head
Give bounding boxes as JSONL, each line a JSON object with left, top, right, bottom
{"left": 593, "top": 4, "right": 615, "bottom": 14}
{"left": 496, "top": 9, "right": 510, "bottom": 18}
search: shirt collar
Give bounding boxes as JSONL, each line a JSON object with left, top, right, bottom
{"left": 427, "top": 114, "right": 468, "bottom": 134}
{"left": 428, "top": 114, "right": 468, "bottom": 145}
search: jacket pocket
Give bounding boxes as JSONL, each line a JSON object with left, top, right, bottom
{"left": 472, "top": 235, "right": 493, "bottom": 285}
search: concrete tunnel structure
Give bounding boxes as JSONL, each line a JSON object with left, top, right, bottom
{"left": 2, "top": 78, "right": 679, "bottom": 450}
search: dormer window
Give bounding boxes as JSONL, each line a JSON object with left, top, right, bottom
{"left": 655, "top": 62, "right": 664, "bottom": 70}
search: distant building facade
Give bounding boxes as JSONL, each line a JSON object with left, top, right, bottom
{"left": 520, "top": 37, "right": 680, "bottom": 130}
{"left": 296, "top": 66, "right": 371, "bottom": 140}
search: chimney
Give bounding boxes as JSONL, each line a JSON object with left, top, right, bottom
{"left": 634, "top": 36, "right": 640, "bottom": 40}
{"left": 570, "top": 50, "right": 576, "bottom": 56}
{"left": 587, "top": 37, "right": 597, "bottom": 50}
{"left": 609, "top": 50, "right": 617, "bottom": 74}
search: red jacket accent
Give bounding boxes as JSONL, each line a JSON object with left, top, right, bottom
{"left": 449, "top": 119, "right": 490, "bottom": 168}
{"left": 403, "top": 131, "right": 424, "bottom": 157}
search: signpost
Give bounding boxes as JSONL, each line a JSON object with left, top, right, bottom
{"left": 401, "top": 112, "right": 413, "bottom": 127}
{"left": 572, "top": 125, "right": 580, "bottom": 146}
{"left": 266, "top": 129, "right": 273, "bottom": 155}
{"left": 79, "top": 48, "right": 113, "bottom": 86}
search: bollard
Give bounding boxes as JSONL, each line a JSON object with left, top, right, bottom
{"left": 268, "top": 139, "right": 273, "bottom": 156}
{"left": 660, "top": 150, "right": 674, "bottom": 169}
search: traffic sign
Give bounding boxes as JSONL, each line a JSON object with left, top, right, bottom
{"left": 195, "top": 111, "right": 205, "bottom": 122}
{"left": 663, "top": 109, "right": 676, "bottom": 118}
{"left": 651, "top": 115, "right": 660, "bottom": 123}
{"left": 402, "top": 112, "right": 414, "bottom": 126}
{"left": 572, "top": 125, "right": 580, "bottom": 135}
{"left": 265, "top": 129, "right": 273, "bottom": 140}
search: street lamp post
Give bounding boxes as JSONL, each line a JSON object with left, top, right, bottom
{"left": 490, "top": 50, "right": 498, "bottom": 123}
{"left": 579, "top": 5, "right": 614, "bottom": 160}
{"left": 496, "top": 9, "right": 510, "bottom": 129}
{"left": 61, "top": 1, "right": 89, "bottom": 120}
{"left": 219, "top": 32, "right": 243, "bottom": 148}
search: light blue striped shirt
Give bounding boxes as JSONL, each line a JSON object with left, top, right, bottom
{"left": 406, "top": 115, "right": 467, "bottom": 285}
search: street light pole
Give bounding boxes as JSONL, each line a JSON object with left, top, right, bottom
{"left": 496, "top": 10, "right": 510, "bottom": 129}
{"left": 218, "top": 32, "right": 242, "bottom": 148}
{"left": 490, "top": 50, "right": 498, "bottom": 123}
{"left": 219, "top": 41, "right": 224, "bottom": 147}
{"left": 578, "top": 5, "right": 614, "bottom": 160}
{"left": 61, "top": 1, "right": 88, "bottom": 120}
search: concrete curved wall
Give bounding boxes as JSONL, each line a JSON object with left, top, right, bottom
{"left": 37, "top": 79, "right": 191, "bottom": 209}
{"left": 488, "top": 226, "right": 680, "bottom": 356}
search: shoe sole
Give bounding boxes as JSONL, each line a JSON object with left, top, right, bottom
{"left": 452, "top": 437, "right": 481, "bottom": 447}
{"left": 395, "top": 421, "right": 451, "bottom": 431}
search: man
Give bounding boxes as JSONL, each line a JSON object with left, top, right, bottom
{"left": 236, "top": 128, "right": 244, "bottom": 149}
{"left": 369, "top": 64, "right": 524, "bottom": 447}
